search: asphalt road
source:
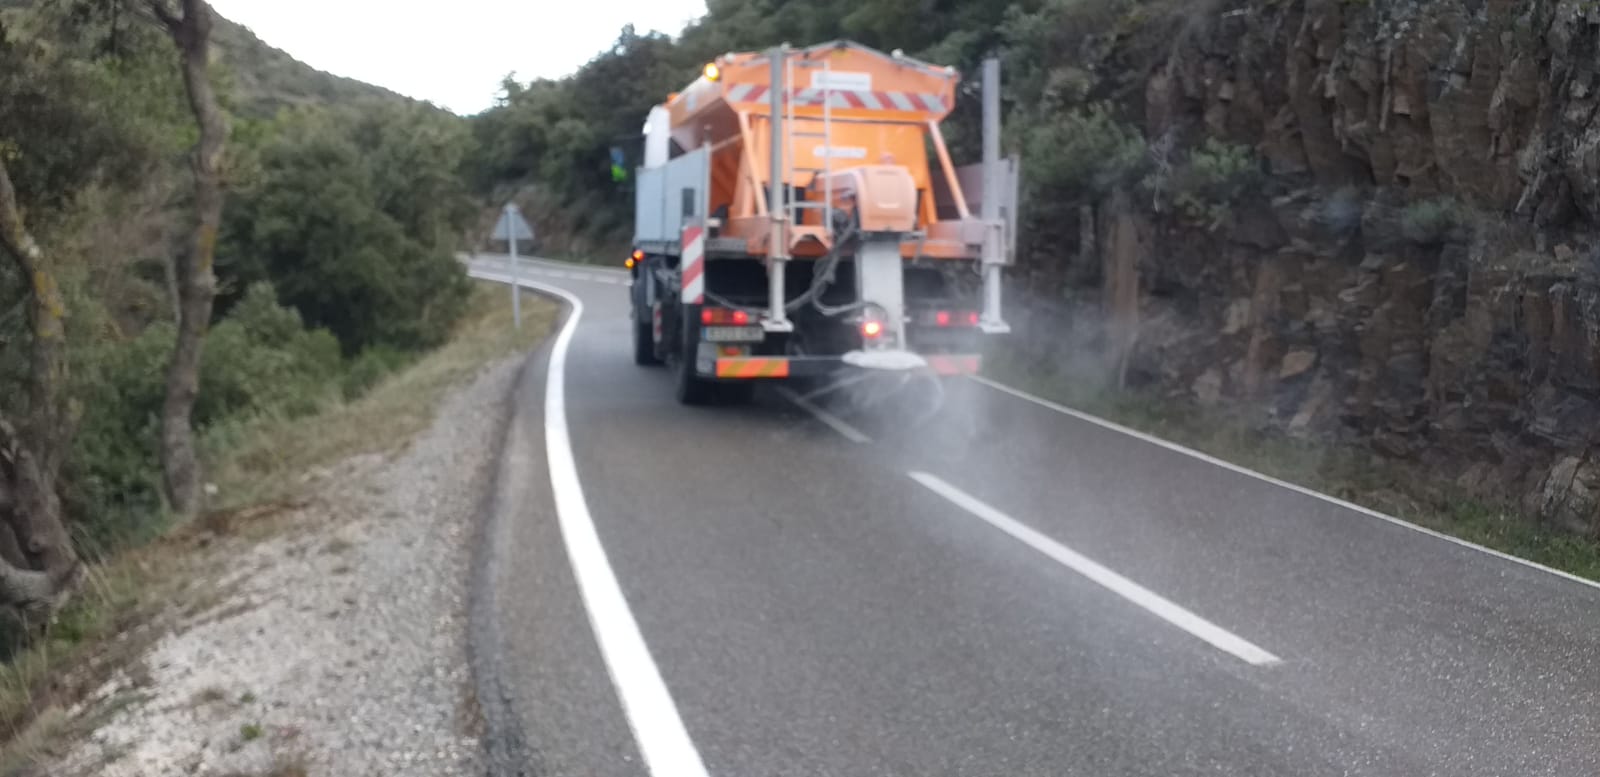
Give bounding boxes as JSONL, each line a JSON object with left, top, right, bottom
{"left": 467, "top": 254, "right": 1600, "bottom": 777}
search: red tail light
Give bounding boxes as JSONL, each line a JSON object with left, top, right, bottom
{"left": 935, "top": 310, "right": 951, "bottom": 327}
{"left": 862, "top": 320, "right": 884, "bottom": 339}
{"left": 967, "top": 311, "right": 981, "bottom": 326}
{"left": 701, "top": 307, "right": 753, "bottom": 326}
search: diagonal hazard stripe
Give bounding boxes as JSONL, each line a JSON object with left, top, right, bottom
{"left": 714, "top": 358, "right": 790, "bottom": 378}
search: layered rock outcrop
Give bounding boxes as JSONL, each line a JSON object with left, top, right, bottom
{"left": 1028, "top": 0, "right": 1600, "bottom": 534}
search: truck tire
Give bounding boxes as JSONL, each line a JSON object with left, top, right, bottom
{"left": 631, "top": 260, "right": 663, "bottom": 367}
{"left": 675, "top": 316, "right": 715, "bottom": 405}
{"left": 632, "top": 314, "right": 661, "bottom": 366}
{"left": 676, "top": 353, "right": 716, "bottom": 405}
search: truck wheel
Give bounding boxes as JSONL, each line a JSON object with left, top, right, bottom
{"left": 675, "top": 353, "right": 716, "bottom": 405}
{"left": 675, "top": 314, "right": 715, "bottom": 405}
{"left": 632, "top": 315, "right": 661, "bottom": 366}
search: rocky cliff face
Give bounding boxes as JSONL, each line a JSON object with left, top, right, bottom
{"left": 1030, "top": 0, "right": 1600, "bottom": 535}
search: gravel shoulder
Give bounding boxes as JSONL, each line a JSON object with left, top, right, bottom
{"left": 45, "top": 352, "right": 527, "bottom": 777}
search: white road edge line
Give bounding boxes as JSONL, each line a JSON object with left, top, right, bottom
{"left": 971, "top": 375, "right": 1600, "bottom": 594}
{"left": 469, "top": 268, "right": 712, "bottom": 777}
{"left": 907, "top": 471, "right": 1283, "bottom": 667}
{"left": 777, "top": 386, "right": 872, "bottom": 444}
{"left": 468, "top": 253, "right": 631, "bottom": 279}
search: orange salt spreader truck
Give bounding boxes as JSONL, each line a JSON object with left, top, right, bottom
{"left": 628, "top": 41, "right": 1018, "bottom": 404}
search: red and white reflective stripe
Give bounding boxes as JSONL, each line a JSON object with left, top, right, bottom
{"left": 680, "top": 226, "right": 706, "bottom": 304}
{"left": 724, "top": 85, "right": 945, "bottom": 113}
{"left": 726, "top": 84, "right": 769, "bottom": 102}
{"left": 793, "top": 89, "right": 945, "bottom": 113}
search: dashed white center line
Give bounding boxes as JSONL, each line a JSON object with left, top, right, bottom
{"left": 907, "top": 471, "right": 1283, "bottom": 667}
{"left": 778, "top": 387, "right": 872, "bottom": 443}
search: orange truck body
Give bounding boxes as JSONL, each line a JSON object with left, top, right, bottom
{"left": 662, "top": 42, "right": 983, "bottom": 260}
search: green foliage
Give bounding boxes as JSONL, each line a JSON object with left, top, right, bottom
{"left": 0, "top": 5, "right": 187, "bottom": 213}
{"left": 1401, "top": 196, "right": 1470, "bottom": 245}
{"left": 1148, "top": 138, "right": 1262, "bottom": 230}
{"left": 341, "top": 346, "right": 412, "bottom": 400}
{"left": 0, "top": 1, "right": 473, "bottom": 575}
{"left": 65, "top": 284, "right": 343, "bottom": 552}
{"left": 1023, "top": 103, "right": 1148, "bottom": 203}
{"left": 207, "top": 15, "right": 410, "bottom": 119}
{"left": 198, "top": 284, "right": 343, "bottom": 421}
{"left": 221, "top": 104, "right": 473, "bottom": 354}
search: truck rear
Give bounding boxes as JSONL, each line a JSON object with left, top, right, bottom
{"left": 628, "top": 41, "right": 1017, "bottom": 404}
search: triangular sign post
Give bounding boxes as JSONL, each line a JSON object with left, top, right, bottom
{"left": 492, "top": 206, "right": 535, "bottom": 242}
{"left": 495, "top": 204, "right": 534, "bottom": 328}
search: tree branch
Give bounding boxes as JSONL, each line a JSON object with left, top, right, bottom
{"left": 0, "top": 152, "right": 66, "bottom": 473}
{"left": 0, "top": 416, "right": 15, "bottom": 516}
{"left": 158, "top": 0, "right": 225, "bottom": 517}
{"left": 0, "top": 413, "right": 77, "bottom": 621}
{"left": 144, "top": 0, "right": 181, "bottom": 34}
{"left": 0, "top": 157, "right": 44, "bottom": 280}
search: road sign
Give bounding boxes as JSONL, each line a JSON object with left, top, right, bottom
{"left": 497, "top": 203, "right": 533, "bottom": 330}
{"left": 493, "top": 206, "right": 535, "bottom": 242}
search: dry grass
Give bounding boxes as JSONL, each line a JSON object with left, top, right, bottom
{"left": 0, "top": 281, "right": 554, "bottom": 773}
{"left": 0, "top": 707, "right": 74, "bottom": 775}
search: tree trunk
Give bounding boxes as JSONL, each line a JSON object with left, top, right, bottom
{"left": 1077, "top": 203, "right": 1097, "bottom": 267}
{"left": 153, "top": 0, "right": 226, "bottom": 518}
{"left": 1101, "top": 189, "right": 1144, "bottom": 391}
{"left": 0, "top": 157, "right": 83, "bottom": 621}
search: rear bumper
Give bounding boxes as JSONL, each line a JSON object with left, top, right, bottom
{"left": 708, "top": 353, "right": 982, "bottom": 380}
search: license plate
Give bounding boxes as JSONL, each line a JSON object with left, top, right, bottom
{"left": 703, "top": 326, "right": 764, "bottom": 342}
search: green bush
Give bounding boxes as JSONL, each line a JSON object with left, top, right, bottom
{"left": 1148, "top": 138, "right": 1263, "bottom": 230}
{"left": 1401, "top": 197, "right": 1470, "bottom": 245}
{"left": 341, "top": 346, "right": 412, "bottom": 400}
{"left": 220, "top": 118, "right": 472, "bottom": 355}
{"left": 196, "top": 284, "right": 343, "bottom": 422}
{"left": 65, "top": 329, "right": 171, "bottom": 553}
{"left": 1023, "top": 103, "right": 1149, "bottom": 202}
{"left": 63, "top": 283, "right": 343, "bottom": 552}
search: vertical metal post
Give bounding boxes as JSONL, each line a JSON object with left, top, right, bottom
{"left": 507, "top": 203, "right": 521, "bottom": 330}
{"left": 979, "top": 56, "right": 1007, "bottom": 332}
{"left": 982, "top": 58, "right": 1000, "bottom": 223}
{"left": 765, "top": 45, "right": 792, "bottom": 331}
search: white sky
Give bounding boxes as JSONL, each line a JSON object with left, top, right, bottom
{"left": 207, "top": 0, "right": 708, "bottom": 115}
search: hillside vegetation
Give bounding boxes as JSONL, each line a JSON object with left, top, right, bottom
{"left": 0, "top": 0, "right": 406, "bottom": 117}
{"left": 1, "top": 0, "right": 474, "bottom": 569}
{"left": 210, "top": 15, "right": 410, "bottom": 118}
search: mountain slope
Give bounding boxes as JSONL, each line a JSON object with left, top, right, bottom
{"left": 0, "top": 0, "right": 410, "bottom": 117}
{"left": 210, "top": 15, "right": 413, "bottom": 117}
